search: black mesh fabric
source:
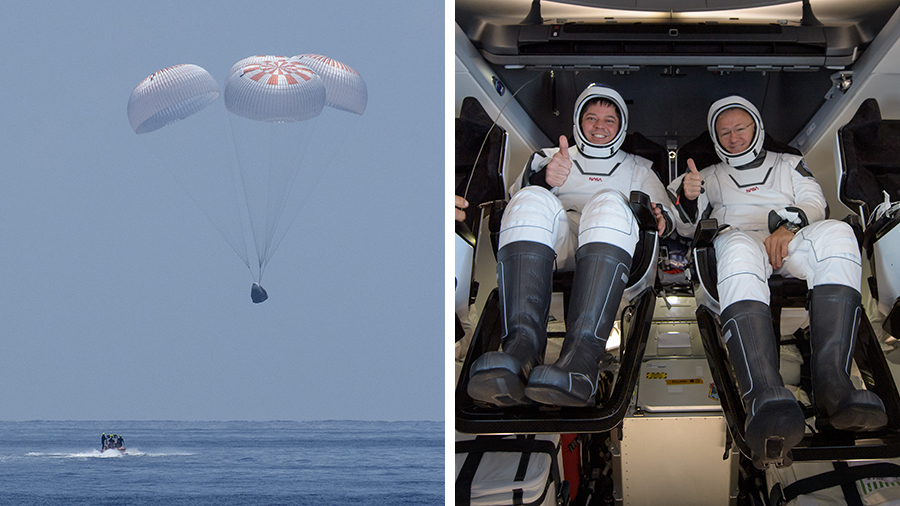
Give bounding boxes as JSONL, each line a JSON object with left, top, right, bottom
{"left": 456, "top": 97, "right": 507, "bottom": 231}
{"left": 839, "top": 98, "right": 900, "bottom": 221}
{"left": 621, "top": 131, "right": 670, "bottom": 185}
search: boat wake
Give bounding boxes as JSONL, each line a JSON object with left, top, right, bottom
{"left": 24, "top": 449, "right": 194, "bottom": 459}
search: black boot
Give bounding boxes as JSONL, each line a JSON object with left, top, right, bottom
{"left": 467, "top": 241, "right": 555, "bottom": 407}
{"left": 809, "top": 284, "right": 887, "bottom": 431}
{"left": 524, "top": 243, "right": 631, "bottom": 407}
{"left": 721, "top": 301, "right": 806, "bottom": 469}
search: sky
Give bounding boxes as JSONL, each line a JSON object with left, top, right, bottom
{"left": 0, "top": 0, "right": 444, "bottom": 421}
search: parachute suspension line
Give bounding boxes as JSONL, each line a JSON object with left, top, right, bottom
{"left": 128, "top": 64, "right": 256, "bottom": 279}
{"left": 255, "top": 120, "right": 281, "bottom": 273}
{"left": 260, "top": 150, "right": 300, "bottom": 268}
{"left": 258, "top": 113, "right": 326, "bottom": 270}
{"left": 222, "top": 140, "right": 255, "bottom": 279}
{"left": 210, "top": 101, "right": 254, "bottom": 276}
{"left": 226, "top": 110, "right": 267, "bottom": 280}
{"left": 256, "top": 121, "right": 291, "bottom": 274}
{"left": 137, "top": 133, "right": 253, "bottom": 274}
{"left": 179, "top": 179, "right": 254, "bottom": 274}
{"left": 260, "top": 119, "right": 300, "bottom": 266}
{"left": 260, "top": 120, "right": 279, "bottom": 270}
{"left": 231, "top": 117, "right": 314, "bottom": 282}
{"left": 258, "top": 250, "right": 264, "bottom": 282}
{"left": 266, "top": 112, "right": 358, "bottom": 261}
{"left": 463, "top": 73, "right": 542, "bottom": 202}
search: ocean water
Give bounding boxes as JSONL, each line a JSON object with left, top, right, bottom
{"left": 0, "top": 420, "right": 444, "bottom": 505}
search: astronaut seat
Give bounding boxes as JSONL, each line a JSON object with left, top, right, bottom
{"left": 679, "top": 120, "right": 900, "bottom": 469}
{"left": 455, "top": 97, "right": 509, "bottom": 355}
{"left": 838, "top": 98, "right": 900, "bottom": 339}
{"left": 455, "top": 129, "right": 667, "bottom": 435}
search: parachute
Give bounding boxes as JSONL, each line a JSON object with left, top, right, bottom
{"left": 128, "top": 63, "right": 254, "bottom": 300}
{"left": 290, "top": 54, "right": 367, "bottom": 115}
{"left": 128, "top": 55, "right": 366, "bottom": 303}
{"left": 224, "top": 57, "right": 325, "bottom": 122}
{"left": 127, "top": 64, "right": 220, "bottom": 134}
{"left": 223, "top": 56, "right": 326, "bottom": 301}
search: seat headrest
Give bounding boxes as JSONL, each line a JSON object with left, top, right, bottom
{"left": 621, "top": 132, "right": 670, "bottom": 185}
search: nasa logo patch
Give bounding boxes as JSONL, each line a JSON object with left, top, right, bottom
{"left": 797, "top": 159, "right": 814, "bottom": 178}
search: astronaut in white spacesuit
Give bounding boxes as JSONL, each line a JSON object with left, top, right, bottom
{"left": 669, "top": 95, "right": 887, "bottom": 466}
{"left": 467, "top": 84, "right": 674, "bottom": 407}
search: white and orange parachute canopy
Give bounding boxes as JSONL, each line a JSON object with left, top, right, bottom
{"left": 224, "top": 55, "right": 325, "bottom": 123}
{"left": 226, "top": 55, "right": 280, "bottom": 78}
{"left": 290, "top": 54, "right": 367, "bottom": 115}
{"left": 127, "top": 64, "right": 220, "bottom": 134}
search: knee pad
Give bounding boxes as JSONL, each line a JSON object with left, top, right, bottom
{"left": 793, "top": 220, "right": 862, "bottom": 288}
{"left": 716, "top": 231, "right": 770, "bottom": 307}
{"left": 800, "top": 220, "right": 860, "bottom": 263}
{"left": 498, "top": 186, "right": 567, "bottom": 249}
{"left": 578, "top": 189, "right": 639, "bottom": 254}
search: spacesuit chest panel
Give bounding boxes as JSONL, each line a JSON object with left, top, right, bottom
{"left": 556, "top": 149, "right": 635, "bottom": 217}
{"left": 709, "top": 152, "right": 796, "bottom": 231}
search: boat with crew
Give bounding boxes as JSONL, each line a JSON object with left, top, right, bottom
{"left": 101, "top": 433, "right": 126, "bottom": 453}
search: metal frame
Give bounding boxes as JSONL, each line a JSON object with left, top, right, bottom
{"left": 697, "top": 304, "right": 900, "bottom": 462}
{"left": 455, "top": 287, "right": 655, "bottom": 435}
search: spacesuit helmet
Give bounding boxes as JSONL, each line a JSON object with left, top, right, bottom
{"left": 708, "top": 95, "right": 765, "bottom": 167}
{"left": 573, "top": 84, "right": 628, "bottom": 159}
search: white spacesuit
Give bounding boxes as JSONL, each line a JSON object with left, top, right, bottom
{"left": 500, "top": 138, "right": 673, "bottom": 271}
{"left": 467, "top": 84, "right": 673, "bottom": 407}
{"left": 669, "top": 95, "right": 886, "bottom": 468}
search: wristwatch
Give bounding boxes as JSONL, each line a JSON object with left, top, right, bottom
{"left": 782, "top": 221, "right": 801, "bottom": 233}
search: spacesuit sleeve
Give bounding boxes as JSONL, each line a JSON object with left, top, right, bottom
{"left": 507, "top": 148, "right": 556, "bottom": 196}
{"left": 667, "top": 171, "right": 710, "bottom": 238}
{"left": 786, "top": 157, "right": 827, "bottom": 227}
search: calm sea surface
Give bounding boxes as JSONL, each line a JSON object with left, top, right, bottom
{"left": 0, "top": 420, "right": 444, "bottom": 505}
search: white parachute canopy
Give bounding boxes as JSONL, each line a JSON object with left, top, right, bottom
{"left": 290, "top": 54, "right": 367, "bottom": 115}
{"left": 127, "top": 64, "right": 220, "bottom": 134}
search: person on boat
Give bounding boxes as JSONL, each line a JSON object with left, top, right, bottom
{"left": 467, "top": 83, "right": 675, "bottom": 407}
{"left": 668, "top": 95, "right": 887, "bottom": 467}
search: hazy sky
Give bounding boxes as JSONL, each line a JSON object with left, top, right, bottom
{"left": 0, "top": 0, "right": 444, "bottom": 421}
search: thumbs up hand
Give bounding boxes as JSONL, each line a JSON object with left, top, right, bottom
{"left": 682, "top": 158, "right": 705, "bottom": 200}
{"left": 545, "top": 135, "right": 572, "bottom": 188}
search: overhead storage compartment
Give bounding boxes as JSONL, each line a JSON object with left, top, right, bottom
{"left": 470, "top": 22, "right": 864, "bottom": 68}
